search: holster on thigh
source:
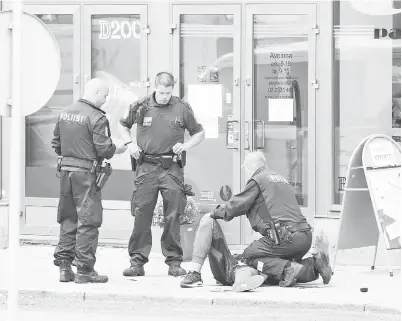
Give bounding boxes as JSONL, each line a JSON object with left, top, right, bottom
{"left": 77, "top": 185, "right": 103, "bottom": 228}
{"left": 57, "top": 171, "right": 75, "bottom": 223}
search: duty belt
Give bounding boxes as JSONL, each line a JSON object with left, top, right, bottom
{"left": 265, "top": 221, "right": 311, "bottom": 239}
{"left": 279, "top": 222, "right": 311, "bottom": 233}
{"left": 143, "top": 154, "right": 176, "bottom": 165}
{"left": 60, "top": 157, "right": 97, "bottom": 172}
{"left": 141, "top": 152, "right": 186, "bottom": 169}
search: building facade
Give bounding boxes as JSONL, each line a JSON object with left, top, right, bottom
{"left": 0, "top": 0, "right": 400, "bottom": 262}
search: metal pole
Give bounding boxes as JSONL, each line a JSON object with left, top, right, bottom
{"left": 371, "top": 236, "right": 379, "bottom": 270}
{"left": 7, "top": 0, "right": 23, "bottom": 320}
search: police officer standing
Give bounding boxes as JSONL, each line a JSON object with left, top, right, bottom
{"left": 119, "top": 72, "right": 205, "bottom": 277}
{"left": 51, "top": 78, "right": 127, "bottom": 283}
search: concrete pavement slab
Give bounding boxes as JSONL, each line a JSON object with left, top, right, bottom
{"left": 0, "top": 245, "right": 400, "bottom": 314}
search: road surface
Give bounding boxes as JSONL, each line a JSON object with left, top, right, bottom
{"left": 0, "top": 304, "right": 399, "bottom": 321}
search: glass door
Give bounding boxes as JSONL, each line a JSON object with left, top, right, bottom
{"left": 83, "top": 5, "right": 148, "bottom": 203}
{"left": 244, "top": 4, "right": 317, "bottom": 243}
{"left": 172, "top": 5, "right": 242, "bottom": 244}
{"left": 21, "top": 5, "right": 80, "bottom": 198}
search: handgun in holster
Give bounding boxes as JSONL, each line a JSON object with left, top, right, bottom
{"left": 177, "top": 151, "right": 186, "bottom": 168}
{"left": 182, "top": 183, "right": 195, "bottom": 196}
{"left": 90, "top": 160, "right": 98, "bottom": 174}
{"left": 130, "top": 151, "right": 144, "bottom": 172}
{"left": 269, "top": 222, "right": 280, "bottom": 245}
{"left": 56, "top": 156, "right": 63, "bottom": 173}
{"left": 95, "top": 162, "right": 113, "bottom": 190}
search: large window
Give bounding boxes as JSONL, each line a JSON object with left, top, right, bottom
{"left": 88, "top": 12, "right": 143, "bottom": 201}
{"left": 178, "top": 14, "right": 236, "bottom": 208}
{"left": 333, "top": 0, "right": 401, "bottom": 204}
{"left": 24, "top": 9, "right": 145, "bottom": 201}
{"left": 25, "top": 14, "right": 74, "bottom": 198}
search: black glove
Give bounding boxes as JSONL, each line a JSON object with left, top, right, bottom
{"left": 210, "top": 204, "right": 226, "bottom": 220}
{"left": 182, "top": 183, "right": 195, "bottom": 196}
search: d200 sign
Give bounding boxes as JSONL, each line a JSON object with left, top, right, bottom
{"left": 98, "top": 20, "right": 141, "bottom": 40}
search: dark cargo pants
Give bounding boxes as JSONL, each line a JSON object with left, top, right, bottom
{"left": 128, "top": 161, "right": 186, "bottom": 266}
{"left": 54, "top": 170, "right": 103, "bottom": 273}
{"left": 191, "top": 213, "right": 239, "bottom": 285}
{"left": 242, "top": 228, "right": 319, "bottom": 285}
{"left": 192, "top": 214, "right": 318, "bottom": 286}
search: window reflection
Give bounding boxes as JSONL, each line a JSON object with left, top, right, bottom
{"left": 392, "top": 13, "right": 401, "bottom": 129}
{"left": 179, "top": 14, "right": 235, "bottom": 207}
{"left": 26, "top": 14, "right": 74, "bottom": 168}
{"left": 91, "top": 14, "right": 142, "bottom": 172}
{"left": 90, "top": 14, "right": 143, "bottom": 201}
{"left": 253, "top": 14, "right": 309, "bottom": 206}
{"left": 333, "top": 1, "right": 401, "bottom": 204}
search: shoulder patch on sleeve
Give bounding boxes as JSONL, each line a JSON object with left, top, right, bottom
{"left": 129, "top": 100, "right": 142, "bottom": 111}
{"left": 130, "top": 96, "right": 150, "bottom": 112}
{"left": 123, "top": 100, "right": 142, "bottom": 120}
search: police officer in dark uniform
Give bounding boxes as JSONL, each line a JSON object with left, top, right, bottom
{"left": 181, "top": 151, "right": 332, "bottom": 288}
{"left": 51, "top": 78, "right": 127, "bottom": 283}
{"left": 118, "top": 72, "right": 205, "bottom": 277}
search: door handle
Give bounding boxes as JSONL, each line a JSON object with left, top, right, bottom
{"left": 255, "top": 120, "right": 265, "bottom": 149}
{"left": 226, "top": 120, "right": 239, "bottom": 150}
{"left": 244, "top": 121, "right": 251, "bottom": 150}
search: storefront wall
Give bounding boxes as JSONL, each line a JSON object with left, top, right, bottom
{"left": 0, "top": 0, "right": 353, "bottom": 252}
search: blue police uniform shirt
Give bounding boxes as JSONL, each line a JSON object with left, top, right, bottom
{"left": 120, "top": 93, "right": 204, "bottom": 155}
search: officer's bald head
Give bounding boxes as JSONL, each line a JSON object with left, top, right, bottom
{"left": 82, "top": 78, "right": 110, "bottom": 108}
{"left": 243, "top": 151, "right": 267, "bottom": 178}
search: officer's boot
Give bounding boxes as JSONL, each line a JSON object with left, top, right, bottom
{"left": 232, "top": 266, "right": 265, "bottom": 293}
{"left": 279, "top": 262, "right": 303, "bottom": 287}
{"left": 123, "top": 264, "right": 145, "bottom": 277}
{"left": 168, "top": 263, "right": 187, "bottom": 277}
{"left": 59, "top": 260, "right": 75, "bottom": 283}
{"left": 75, "top": 270, "right": 108, "bottom": 284}
{"left": 313, "top": 251, "right": 332, "bottom": 284}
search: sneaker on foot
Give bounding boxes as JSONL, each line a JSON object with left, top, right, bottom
{"left": 232, "top": 275, "right": 265, "bottom": 293}
{"left": 279, "top": 262, "right": 303, "bottom": 287}
{"left": 168, "top": 265, "right": 187, "bottom": 277}
{"left": 314, "top": 251, "right": 332, "bottom": 284}
{"left": 180, "top": 271, "right": 203, "bottom": 288}
{"left": 123, "top": 265, "right": 145, "bottom": 277}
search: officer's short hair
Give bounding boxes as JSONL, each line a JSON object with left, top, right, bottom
{"left": 155, "top": 72, "right": 175, "bottom": 88}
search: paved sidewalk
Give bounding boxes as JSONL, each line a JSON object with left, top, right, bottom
{"left": 0, "top": 245, "right": 400, "bottom": 314}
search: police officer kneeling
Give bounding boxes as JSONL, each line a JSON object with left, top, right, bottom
{"left": 181, "top": 151, "right": 332, "bottom": 289}
{"left": 51, "top": 78, "right": 127, "bottom": 283}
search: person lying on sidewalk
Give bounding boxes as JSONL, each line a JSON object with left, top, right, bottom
{"left": 180, "top": 151, "right": 332, "bottom": 290}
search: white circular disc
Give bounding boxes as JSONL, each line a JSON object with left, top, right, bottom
{"left": 0, "top": 10, "right": 61, "bottom": 116}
